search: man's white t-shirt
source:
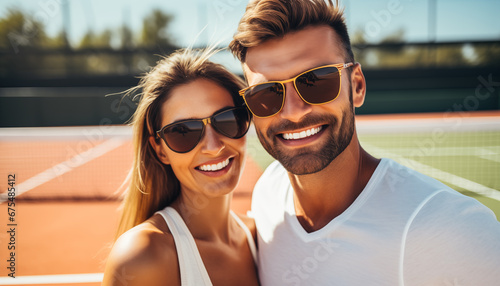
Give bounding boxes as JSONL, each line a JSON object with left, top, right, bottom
{"left": 251, "top": 158, "right": 500, "bottom": 286}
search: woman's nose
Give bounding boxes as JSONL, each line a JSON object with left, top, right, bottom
{"left": 200, "top": 124, "right": 225, "bottom": 155}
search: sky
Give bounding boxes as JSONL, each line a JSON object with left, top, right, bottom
{"left": 2, "top": 0, "right": 500, "bottom": 45}
{"left": 2, "top": 0, "right": 499, "bottom": 71}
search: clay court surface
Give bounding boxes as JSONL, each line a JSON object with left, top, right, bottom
{"left": 0, "top": 111, "right": 499, "bottom": 285}
{"left": 0, "top": 122, "right": 263, "bottom": 285}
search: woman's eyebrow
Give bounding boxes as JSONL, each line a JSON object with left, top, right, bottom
{"left": 168, "top": 105, "right": 235, "bottom": 123}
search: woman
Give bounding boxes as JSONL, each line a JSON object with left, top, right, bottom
{"left": 102, "top": 48, "right": 259, "bottom": 286}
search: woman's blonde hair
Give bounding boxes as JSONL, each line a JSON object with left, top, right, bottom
{"left": 116, "top": 48, "right": 246, "bottom": 238}
{"left": 229, "top": 0, "right": 354, "bottom": 64}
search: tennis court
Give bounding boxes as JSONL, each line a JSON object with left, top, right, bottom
{"left": 0, "top": 111, "right": 499, "bottom": 285}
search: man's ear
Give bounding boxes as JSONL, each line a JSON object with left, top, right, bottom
{"left": 149, "top": 136, "right": 171, "bottom": 165}
{"left": 350, "top": 63, "right": 367, "bottom": 108}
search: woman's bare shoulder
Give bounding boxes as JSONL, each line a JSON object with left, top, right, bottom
{"left": 102, "top": 214, "right": 180, "bottom": 286}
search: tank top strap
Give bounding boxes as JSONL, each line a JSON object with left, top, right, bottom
{"left": 156, "top": 207, "right": 212, "bottom": 286}
{"left": 230, "top": 210, "right": 259, "bottom": 266}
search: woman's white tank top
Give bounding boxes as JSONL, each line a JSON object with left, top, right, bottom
{"left": 156, "top": 206, "right": 258, "bottom": 286}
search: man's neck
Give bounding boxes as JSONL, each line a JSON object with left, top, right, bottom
{"left": 288, "top": 137, "right": 380, "bottom": 233}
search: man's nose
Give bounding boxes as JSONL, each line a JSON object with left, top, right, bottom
{"left": 278, "top": 82, "right": 313, "bottom": 122}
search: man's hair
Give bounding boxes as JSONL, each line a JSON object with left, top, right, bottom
{"left": 229, "top": 0, "right": 354, "bottom": 63}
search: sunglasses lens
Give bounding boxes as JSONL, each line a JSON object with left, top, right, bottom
{"left": 163, "top": 120, "right": 204, "bottom": 153}
{"left": 295, "top": 66, "right": 341, "bottom": 104}
{"left": 160, "top": 107, "right": 251, "bottom": 153}
{"left": 244, "top": 82, "right": 284, "bottom": 117}
{"left": 213, "top": 108, "right": 251, "bottom": 139}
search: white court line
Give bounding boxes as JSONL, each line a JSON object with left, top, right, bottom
{"left": 356, "top": 115, "right": 500, "bottom": 133}
{"left": 478, "top": 154, "right": 500, "bottom": 164}
{"left": 378, "top": 146, "right": 499, "bottom": 156}
{"left": 0, "top": 125, "right": 132, "bottom": 141}
{"left": 480, "top": 147, "right": 500, "bottom": 163}
{"left": 373, "top": 146, "right": 500, "bottom": 163}
{"left": 0, "top": 137, "right": 127, "bottom": 204}
{"left": 0, "top": 273, "right": 103, "bottom": 284}
{"left": 363, "top": 143, "right": 500, "bottom": 202}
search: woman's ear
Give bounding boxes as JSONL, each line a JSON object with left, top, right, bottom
{"left": 149, "top": 136, "right": 171, "bottom": 165}
{"left": 350, "top": 63, "right": 367, "bottom": 108}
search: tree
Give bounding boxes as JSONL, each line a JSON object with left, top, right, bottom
{"left": 120, "top": 24, "right": 134, "bottom": 50}
{"left": 373, "top": 29, "right": 410, "bottom": 68}
{"left": 351, "top": 28, "right": 473, "bottom": 68}
{"left": 79, "top": 30, "right": 95, "bottom": 49}
{"left": 352, "top": 28, "right": 410, "bottom": 68}
{"left": 434, "top": 44, "right": 470, "bottom": 66}
{"left": 140, "top": 9, "right": 174, "bottom": 48}
{"left": 0, "top": 8, "right": 49, "bottom": 52}
{"left": 78, "top": 29, "right": 113, "bottom": 49}
{"left": 351, "top": 29, "right": 369, "bottom": 65}
{"left": 472, "top": 43, "right": 500, "bottom": 66}
{"left": 95, "top": 29, "right": 112, "bottom": 48}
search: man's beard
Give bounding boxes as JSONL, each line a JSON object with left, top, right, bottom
{"left": 256, "top": 102, "right": 355, "bottom": 176}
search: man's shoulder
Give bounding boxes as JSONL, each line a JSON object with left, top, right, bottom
{"left": 378, "top": 159, "right": 498, "bottom": 229}
{"left": 410, "top": 186, "right": 498, "bottom": 230}
{"left": 365, "top": 158, "right": 496, "bottom": 221}
{"left": 376, "top": 158, "right": 456, "bottom": 198}
{"left": 403, "top": 183, "right": 500, "bottom": 285}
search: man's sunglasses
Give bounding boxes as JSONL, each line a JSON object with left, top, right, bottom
{"left": 155, "top": 106, "right": 251, "bottom": 153}
{"left": 239, "top": 63, "right": 354, "bottom": 118}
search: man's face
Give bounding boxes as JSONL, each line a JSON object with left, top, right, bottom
{"left": 243, "top": 25, "right": 359, "bottom": 175}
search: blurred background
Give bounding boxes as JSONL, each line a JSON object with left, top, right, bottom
{"left": 0, "top": 0, "right": 500, "bottom": 127}
{"left": 0, "top": 0, "right": 499, "bottom": 284}
{"left": 0, "top": 0, "right": 499, "bottom": 125}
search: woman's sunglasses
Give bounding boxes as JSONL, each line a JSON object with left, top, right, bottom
{"left": 156, "top": 106, "right": 251, "bottom": 153}
{"left": 239, "top": 63, "right": 354, "bottom": 118}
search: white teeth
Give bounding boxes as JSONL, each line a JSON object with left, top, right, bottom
{"left": 282, "top": 126, "right": 322, "bottom": 140}
{"left": 199, "top": 158, "right": 230, "bottom": 172}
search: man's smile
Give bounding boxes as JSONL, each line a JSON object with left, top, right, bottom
{"left": 281, "top": 125, "right": 323, "bottom": 140}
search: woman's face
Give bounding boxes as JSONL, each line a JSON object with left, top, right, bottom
{"left": 152, "top": 78, "right": 247, "bottom": 199}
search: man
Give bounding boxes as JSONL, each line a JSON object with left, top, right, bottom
{"left": 229, "top": 0, "right": 500, "bottom": 285}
